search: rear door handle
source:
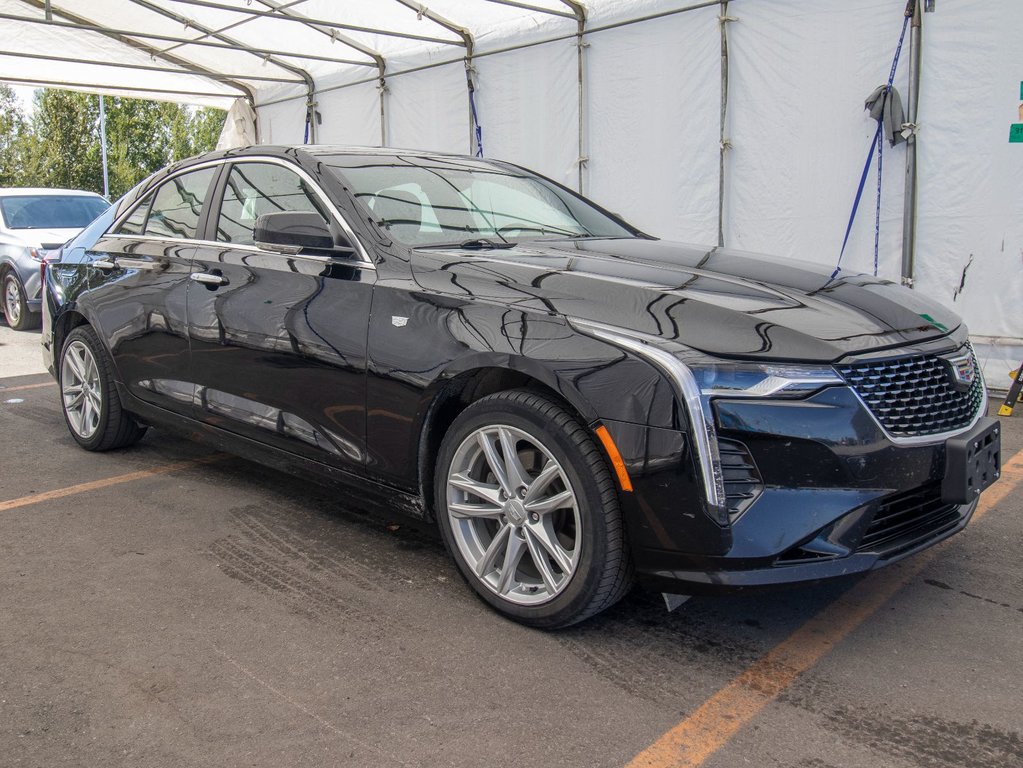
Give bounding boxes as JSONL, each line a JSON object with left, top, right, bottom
{"left": 190, "top": 271, "right": 229, "bottom": 286}
{"left": 117, "top": 257, "right": 166, "bottom": 271}
{"left": 91, "top": 257, "right": 165, "bottom": 272}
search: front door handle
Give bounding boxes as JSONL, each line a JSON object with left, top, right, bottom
{"left": 92, "top": 259, "right": 117, "bottom": 271}
{"left": 190, "top": 271, "right": 229, "bottom": 287}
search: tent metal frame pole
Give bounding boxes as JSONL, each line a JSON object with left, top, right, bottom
{"left": 718, "top": 1, "right": 736, "bottom": 247}
{"left": 562, "top": 1, "right": 586, "bottom": 193}
{"left": 164, "top": 0, "right": 464, "bottom": 46}
{"left": 16, "top": 0, "right": 255, "bottom": 103}
{"left": 126, "top": 0, "right": 317, "bottom": 140}
{"left": 0, "top": 49, "right": 304, "bottom": 85}
{"left": 390, "top": 1, "right": 477, "bottom": 153}
{"left": 0, "top": 11, "right": 378, "bottom": 68}
{"left": 486, "top": 0, "right": 575, "bottom": 20}
{"left": 257, "top": 0, "right": 722, "bottom": 109}
{"left": 156, "top": 0, "right": 307, "bottom": 58}
{"left": 901, "top": 0, "right": 922, "bottom": 288}
{"left": 0, "top": 75, "right": 234, "bottom": 100}
{"left": 245, "top": 0, "right": 388, "bottom": 146}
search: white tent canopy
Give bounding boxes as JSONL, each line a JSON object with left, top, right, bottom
{"left": 2, "top": 0, "right": 1021, "bottom": 382}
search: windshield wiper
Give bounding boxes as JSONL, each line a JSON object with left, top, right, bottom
{"left": 419, "top": 238, "right": 516, "bottom": 250}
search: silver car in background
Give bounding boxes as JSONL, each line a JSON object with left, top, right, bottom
{"left": 0, "top": 188, "right": 108, "bottom": 330}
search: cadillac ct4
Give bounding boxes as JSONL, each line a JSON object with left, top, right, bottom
{"left": 41, "top": 146, "right": 1001, "bottom": 627}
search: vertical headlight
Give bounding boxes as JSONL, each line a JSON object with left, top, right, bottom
{"left": 575, "top": 323, "right": 843, "bottom": 526}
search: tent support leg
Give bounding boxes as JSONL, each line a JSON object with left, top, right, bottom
{"left": 378, "top": 63, "right": 388, "bottom": 147}
{"left": 901, "top": 0, "right": 922, "bottom": 288}
{"left": 718, "top": 2, "right": 735, "bottom": 248}
{"left": 575, "top": 14, "right": 587, "bottom": 193}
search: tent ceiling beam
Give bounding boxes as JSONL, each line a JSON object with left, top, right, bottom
{"left": 250, "top": 0, "right": 384, "bottom": 73}
{"left": 0, "top": 74, "right": 234, "bottom": 100}
{"left": 245, "top": 0, "right": 388, "bottom": 146}
{"left": 127, "top": 0, "right": 318, "bottom": 139}
{"left": 0, "top": 49, "right": 305, "bottom": 85}
{"left": 0, "top": 10, "right": 378, "bottom": 68}
{"left": 15, "top": 0, "right": 254, "bottom": 102}
{"left": 390, "top": 1, "right": 477, "bottom": 154}
{"left": 164, "top": 0, "right": 465, "bottom": 46}
{"left": 484, "top": 1, "right": 575, "bottom": 20}
{"left": 155, "top": 0, "right": 307, "bottom": 60}
{"left": 126, "top": 0, "right": 310, "bottom": 81}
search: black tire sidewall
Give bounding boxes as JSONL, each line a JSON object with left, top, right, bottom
{"left": 435, "top": 394, "right": 614, "bottom": 628}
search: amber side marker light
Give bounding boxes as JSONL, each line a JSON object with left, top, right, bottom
{"left": 594, "top": 425, "right": 634, "bottom": 492}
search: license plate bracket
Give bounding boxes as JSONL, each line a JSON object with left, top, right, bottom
{"left": 941, "top": 416, "right": 1001, "bottom": 505}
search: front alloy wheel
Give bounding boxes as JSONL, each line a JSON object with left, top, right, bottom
{"left": 436, "top": 389, "right": 632, "bottom": 628}
{"left": 447, "top": 424, "right": 581, "bottom": 605}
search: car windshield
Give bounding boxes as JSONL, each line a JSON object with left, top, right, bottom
{"left": 0, "top": 194, "right": 109, "bottom": 230}
{"left": 323, "top": 154, "right": 636, "bottom": 247}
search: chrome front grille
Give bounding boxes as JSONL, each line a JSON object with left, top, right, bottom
{"left": 835, "top": 346, "right": 984, "bottom": 438}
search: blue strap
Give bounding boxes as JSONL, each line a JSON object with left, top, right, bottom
{"left": 469, "top": 86, "right": 484, "bottom": 157}
{"left": 831, "top": 8, "right": 912, "bottom": 280}
{"left": 873, "top": 126, "right": 883, "bottom": 276}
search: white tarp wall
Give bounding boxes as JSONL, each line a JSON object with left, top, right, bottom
{"left": 248, "top": 0, "right": 1022, "bottom": 386}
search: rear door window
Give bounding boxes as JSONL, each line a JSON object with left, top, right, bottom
{"left": 215, "top": 162, "right": 328, "bottom": 246}
{"left": 120, "top": 167, "right": 217, "bottom": 240}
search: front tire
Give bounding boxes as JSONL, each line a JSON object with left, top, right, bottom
{"left": 435, "top": 390, "right": 632, "bottom": 628}
{"left": 3, "top": 272, "right": 39, "bottom": 331}
{"left": 59, "top": 325, "right": 147, "bottom": 451}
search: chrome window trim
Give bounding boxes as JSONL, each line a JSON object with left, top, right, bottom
{"left": 97, "top": 233, "right": 373, "bottom": 269}
{"left": 107, "top": 155, "right": 374, "bottom": 267}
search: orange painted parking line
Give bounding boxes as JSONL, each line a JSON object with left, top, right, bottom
{"left": 627, "top": 447, "right": 1023, "bottom": 768}
{"left": 0, "top": 454, "right": 228, "bottom": 513}
{"left": 0, "top": 381, "right": 56, "bottom": 392}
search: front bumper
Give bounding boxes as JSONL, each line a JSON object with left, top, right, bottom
{"left": 604, "top": 386, "right": 1000, "bottom": 595}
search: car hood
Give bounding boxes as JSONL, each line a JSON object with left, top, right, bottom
{"left": 410, "top": 238, "right": 961, "bottom": 362}
{"left": 1, "top": 227, "right": 81, "bottom": 250}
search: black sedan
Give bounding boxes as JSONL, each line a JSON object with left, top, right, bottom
{"left": 42, "top": 146, "right": 1001, "bottom": 628}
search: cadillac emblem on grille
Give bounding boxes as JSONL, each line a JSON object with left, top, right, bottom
{"left": 945, "top": 350, "right": 977, "bottom": 392}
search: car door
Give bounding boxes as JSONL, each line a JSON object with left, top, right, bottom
{"left": 186, "top": 158, "right": 375, "bottom": 473}
{"left": 83, "top": 165, "right": 218, "bottom": 414}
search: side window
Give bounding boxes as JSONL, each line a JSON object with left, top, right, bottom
{"left": 216, "top": 162, "right": 328, "bottom": 246}
{"left": 117, "top": 197, "right": 151, "bottom": 235}
{"left": 142, "top": 167, "right": 217, "bottom": 240}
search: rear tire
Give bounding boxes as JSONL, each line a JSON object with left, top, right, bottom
{"left": 3, "top": 272, "right": 39, "bottom": 331}
{"left": 435, "top": 389, "right": 632, "bottom": 628}
{"left": 59, "top": 325, "right": 147, "bottom": 451}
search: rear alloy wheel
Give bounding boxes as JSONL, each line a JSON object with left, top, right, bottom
{"left": 436, "top": 390, "right": 632, "bottom": 628}
{"left": 3, "top": 273, "right": 39, "bottom": 331}
{"left": 59, "top": 325, "right": 146, "bottom": 451}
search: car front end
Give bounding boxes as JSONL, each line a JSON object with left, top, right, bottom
{"left": 581, "top": 322, "right": 1000, "bottom": 595}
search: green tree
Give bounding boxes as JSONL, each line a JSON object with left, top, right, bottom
{"left": 0, "top": 87, "right": 227, "bottom": 198}
{"left": 31, "top": 89, "right": 103, "bottom": 193}
{"left": 0, "top": 85, "right": 31, "bottom": 185}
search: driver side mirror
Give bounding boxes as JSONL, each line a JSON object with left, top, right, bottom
{"left": 253, "top": 212, "right": 355, "bottom": 256}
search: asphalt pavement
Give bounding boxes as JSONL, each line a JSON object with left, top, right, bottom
{"left": 1, "top": 318, "right": 1021, "bottom": 768}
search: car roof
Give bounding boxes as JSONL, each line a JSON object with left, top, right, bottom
{"left": 0, "top": 188, "right": 106, "bottom": 198}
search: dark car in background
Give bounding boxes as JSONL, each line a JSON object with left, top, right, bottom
{"left": 0, "top": 188, "right": 108, "bottom": 330}
{"left": 41, "top": 146, "right": 1001, "bottom": 627}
